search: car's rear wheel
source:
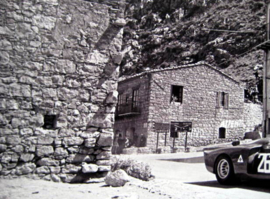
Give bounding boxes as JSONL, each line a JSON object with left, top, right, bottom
{"left": 215, "top": 155, "right": 236, "bottom": 185}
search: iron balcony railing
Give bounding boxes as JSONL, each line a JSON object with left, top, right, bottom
{"left": 116, "top": 102, "right": 141, "bottom": 116}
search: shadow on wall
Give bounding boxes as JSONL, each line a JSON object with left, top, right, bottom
{"left": 63, "top": 14, "right": 126, "bottom": 183}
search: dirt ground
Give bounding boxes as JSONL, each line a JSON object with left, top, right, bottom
{"left": 0, "top": 177, "right": 173, "bottom": 199}
{"left": 1, "top": 152, "right": 270, "bottom": 199}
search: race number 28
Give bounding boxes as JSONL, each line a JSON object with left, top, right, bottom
{"left": 257, "top": 154, "right": 270, "bottom": 174}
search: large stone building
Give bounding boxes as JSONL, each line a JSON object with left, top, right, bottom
{"left": 114, "top": 62, "right": 262, "bottom": 153}
{"left": 0, "top": 0, "right": 125, "bottom": 182}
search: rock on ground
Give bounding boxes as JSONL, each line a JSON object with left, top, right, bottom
{"left": 105, "top": 169, "right": 130, "bottom": 187}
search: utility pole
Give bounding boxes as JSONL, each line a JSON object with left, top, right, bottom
{"left": 264, "top": 4, "right": 270, "bottom": 137}
{"left": 259, "top": 4, "right": 270, "bottom": 137}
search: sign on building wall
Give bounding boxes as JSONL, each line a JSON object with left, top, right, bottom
{"left": 171, "top": 122, "right": 192, "bottom": 133}
{"left": 154, "top": 122, "right": 170, "bottom": 132}
{"left": 170, "top": 122, "right": 192, "bottom": 152}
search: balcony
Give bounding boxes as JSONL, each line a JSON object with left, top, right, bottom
{"left": 116, "top": 102, "right": 141, "bottom": 117}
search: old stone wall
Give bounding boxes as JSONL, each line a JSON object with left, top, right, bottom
{"left": 146, "top": 64, "right": 245, "bottom": 151}
{"left": 243, "top": 103, "right": 263, "bottom": 132}
{"left": 0, "top": 0, "right": 124, "bottom": 182}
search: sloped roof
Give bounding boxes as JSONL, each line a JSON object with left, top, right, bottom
{"left": 119, "top": 61, "right": 240, "bottom": 84}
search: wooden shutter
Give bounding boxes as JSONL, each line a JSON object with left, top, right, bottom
{"left": 216, "top": 92, "right": 221, "bottom": 108}
{"left": 224, "top": 93, "right": 229, "bottom": 109}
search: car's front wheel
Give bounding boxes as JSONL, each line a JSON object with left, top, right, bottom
{"left": 215, "top": 155, "right": 236, "bottom": 185}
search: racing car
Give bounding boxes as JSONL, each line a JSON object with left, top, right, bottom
{"left": 203, "top": 138, "right": 270, "bottom": 185}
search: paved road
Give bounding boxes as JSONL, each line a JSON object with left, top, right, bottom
{"left": 123, "top": 152, "right": 270, "bottom": 199}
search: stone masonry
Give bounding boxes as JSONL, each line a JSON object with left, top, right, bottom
{"left": 114, "top": 63, "right": 263, "bottom": 153}
{"left": 0, "top": 0, "right": 125, "bottom": 182}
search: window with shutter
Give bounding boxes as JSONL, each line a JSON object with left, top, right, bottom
{"left": 224, "top": 93, "right": 229, "bottom": 109}
{"left": 216, "top": 92, "right": 229, "bottom": 109}
{"left": 132, "top": 89, "right": 139, "bottom": 110}
{"left": 216, "top": 92, "right": 221, "bottom": 108}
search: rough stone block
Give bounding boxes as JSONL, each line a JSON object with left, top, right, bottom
{"left": 98, "top": 166, "right": 111, "bottom": 172}
{"left": 66, "top": 154, "right": 94, "bottom": 164}
{"left": 58, "top": 128, "right": 75, "bottom": 137}
{"left": 67, "top": 147, "right": 79, "bottom": 154}
{"left": 54, "top": 147, "right": 68, "bottom": 159}
{"left": 86, "top": 50, "right": 109, "bottom": 65}
{"left": 51, "top": 174, "right": 61, "bottom": 182}
{"left": 0, "top": 144, "right": 7, "bottom": 152}
{"left": 58, "top": 88, "right": 79, "bottom": 101}
{"left": 52, "top": 76, "right": 64, "bottom": 86}
{"left": 20, "top": 128, "right": 33, "bottom": 136}
{"left": 113, "top": 18, "right": 126, "bottom": 27}
{"left": 105, "top": 91, "right": 118, "bottom": 104}
{"left": 61, "top": 164, "right": 81, "bottom": 174}
{"left": 81, "top": 163, "right": 98, "bottom": 173}
{"left": 63, "top": 137, "right": 84, "bottom": 146}
{"left": 27, "top": 145, "right": 36, "bottom": 153}
{"left": 0, "top": 114, "right": 8, "bottom": 126}
{"left": 7, "top": 163, "right": 17, "bottom": 169}
{"left": 24, "top": 61, "right": 42, "bottom": 71}
{"left": 66, "top": 78, "right": 81, "bottom": 88}
{"left": 15, "top": 163, "right": 36, "bottom": 175}
{"left": 56, "top": 59, "right": 76, "bottom": 74}
{"left": 104, "top": 170, "right": 130, "bottom": 187}
{"left": 0, "top": 128, "right": 14, "bottom": 136}
{"left": 19, "top": 76, "right": 37, "bottom": 86}
{"left": 34, "top": 128, "right": 57, "bottom": 137}
{"left": 32, "top": 14, "right": 56, "bottom": 30}
{"left": 79, "top": 131, "right": 100, "bottom": 139}
{"left": 43, "top": 88, "right": 57, "bottom": 98}
{"left": 0, "top": 137, "right": 6, "bottom": 144}
{"left": 13, "top": 145, "right": 24, "bottom": 153}
{"left": 20, "top": 153, "right": 34, "bottom": 162}
{"left": 38, "top": 136, "right": 54, "bottom": 145}
{"left": 79, "top": 147, "right": 94, "bottom": 155}
{"left": 11, "top": 118, "right": 23, "bottom": 128}
{"left": 79, "top": 91, "right": 90, "bottom": 102}
{"left": 89, "top": 114, "right": 113, "bottom": 128}
{"left": 10, "top": 84, "right": 31, "bottom": 97}
{"left": 36, "top": 166, "right": 50, "bottom": 174}
{"left": 96, "top": 160, "right": 111, "bottom": 166}
{"left": 20, "top": 101, "right": 33, "bottom": 109}
{"left": 6, "top": 100, "right": 19, "bottom": 110}
{"left": 49, "top": 166, "right": 61, "bottom": 174}
{"left": 1, "top": 153, "right": 11, "bottom": 164}
{"left": 55, "top": 117, "right": 68, "bottom": 128}
{"left": 0, "top": 39, "right": 12, "bottom": 51}
{"left": 36, "top": 146, "right": 54, "bottom": 157}
{"left": 24, "top": 136, "right": 38, "bottom": 146}
{"left": 10, "top": 153, "right": 19, "bottom": 163}
{"left": 97, "top": 133, "right": 113, "bottom": 147}
{"left": 43, "top": 174, "right": 52, "bottom": 181}
{"left": 31, "top": 114, "right": 44, "bottom": 127}
{"left": 37, "top": 158, "right": 59, "bottom": 166}
{"left": 84, "top": 138, "right": 96, "bottom": 148}
{"left": 6, "top": 135, "right": 21, "bottom": 145}
{"left": 59, "top": 174, "right": 76, "bottom": 183}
